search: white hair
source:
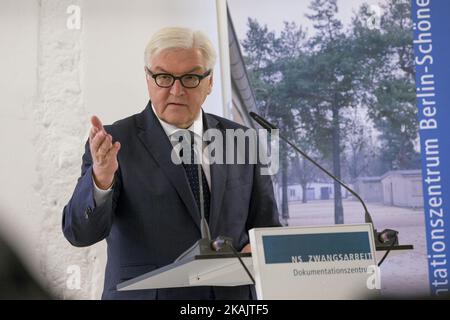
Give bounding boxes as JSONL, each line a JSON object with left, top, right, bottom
{"left": 144, "top": 27, "right": 217, "bottom": 71}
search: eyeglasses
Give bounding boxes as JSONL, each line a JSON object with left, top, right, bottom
{"left": 145, "top": 67, "right": 211, "bottom": 89}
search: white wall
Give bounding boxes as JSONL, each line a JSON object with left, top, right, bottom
{"left": 0, "top": 0, "right": 229, "bottom": 299}
{"left": 82, "top": 0, "right": 226, "bottom": 124}
{"left": 0, "top": 0, "right": 43, "bottom": 285}
{"left": 381, "top": 173, "right": 424, "bottom": 208}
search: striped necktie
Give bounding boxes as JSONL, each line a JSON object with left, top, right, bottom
{"left": 177, "top": 131, "right": 211, "bottom": 222}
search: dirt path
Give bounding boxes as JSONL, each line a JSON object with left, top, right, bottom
{"left": 286, "top": 200, "right": 430, "bottom": 298}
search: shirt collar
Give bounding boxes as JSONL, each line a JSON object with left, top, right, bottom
{"left": 151, "top": 103, "right": 203, "bottom": 139}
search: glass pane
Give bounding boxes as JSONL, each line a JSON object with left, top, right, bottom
{"left": 181, "top": 75, "right": 199, "bottom": 87}
{"left": 156, "top": 75, "right": 173, "bottom": 86}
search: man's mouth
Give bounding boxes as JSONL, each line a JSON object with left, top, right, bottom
{"left": 167, "top": 102, "right": 187, "bottom": 107}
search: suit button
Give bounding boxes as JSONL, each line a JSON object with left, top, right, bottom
{"left": 85, "top": 207, "right": 92, "bottom": 219}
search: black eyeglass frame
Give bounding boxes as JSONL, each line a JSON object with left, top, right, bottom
{"left": 145, "top": 67, "right": 212, "bottom": 88}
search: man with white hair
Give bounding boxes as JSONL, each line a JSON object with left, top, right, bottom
{"left": 62, "top": 27, "right": 280, "bottom": 300}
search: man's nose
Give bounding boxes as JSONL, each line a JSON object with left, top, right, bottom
{"left": 170, "top": 79, "right": 185, "bottom": 96}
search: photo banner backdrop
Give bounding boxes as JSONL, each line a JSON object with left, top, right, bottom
{"left": 413, "top": 0, "right": 450, "bottom": 295}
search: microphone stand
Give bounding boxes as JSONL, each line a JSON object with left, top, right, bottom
{"left": 173, "top": 132, "right": 255, "bottom": 283}
{"left": 173, "top": 163, "right": 254, "bottom": 282}
{"left": 174, "top": 134, "right": 234, "bottom": 263}
{"left": 249, "top": 112, "right": 411, "bottom": 265}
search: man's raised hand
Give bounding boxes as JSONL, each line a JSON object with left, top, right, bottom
{"left": 89, "top": 116, "right": 121, "bottom": 190}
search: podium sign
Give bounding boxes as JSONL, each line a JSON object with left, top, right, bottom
{"left": 249, "top": 224, "right": 380, "bottom": 299}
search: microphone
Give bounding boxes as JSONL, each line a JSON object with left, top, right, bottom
{"left": 174, "top": 133, "right": 234, "bottom": 262}
{"left": 173, "top": 132, "right": 255, "bottom": 283}
{"left": 249, "top": 112, "right": 399, "bottom": 252}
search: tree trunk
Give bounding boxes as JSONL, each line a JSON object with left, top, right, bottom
{"left": 301, "top": 181, "right": 308, "bottom": 203}
{"left": 332, "top": 104, "right": 344, "bottom": 224}
{"left": 281, "top": 156, "right": 290, "bottom": 221}
{"left": 300, "top": 157, "right": 308, "bottom": 203}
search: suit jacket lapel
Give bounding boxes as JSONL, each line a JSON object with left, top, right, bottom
{"left": 204, "top": 113, "right": 227, "bottom": 237}
{"left": 136, "top": 102, "right": 201, "bottom": 231}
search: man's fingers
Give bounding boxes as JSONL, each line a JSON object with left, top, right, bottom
{"left": 105, "top": 141, "right": 121, "bottom": 160}
{"left": 89, "top": 126, "right": 99, "bottom": 143}
{"left": 96, "top": 134, "right": 113, "bottom": 159}
{"left": 90, "top": 130, "right": 108, "bottom": 155}
{"left": 113, "top": 141, "right": 121, "bottom": 154}
{"left": 88, "top": 116, "right": 118, "bottom": 165}
{"left": 91, "top": 115, "right": 105, "bottom": 132}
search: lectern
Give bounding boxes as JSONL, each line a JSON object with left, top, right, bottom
{"left": 117, "top": 223, "right": 412, "bottom": 299}
{"left": 117, "top": 253, "right": 254, "bottom": 291}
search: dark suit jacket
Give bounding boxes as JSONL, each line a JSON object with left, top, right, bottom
{"left": 62, "top": 102, "right": 280, "bottom": 299}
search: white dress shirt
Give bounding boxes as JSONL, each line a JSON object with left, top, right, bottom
{"left": 93, "top": 104, "right": 210, "bottom": 206}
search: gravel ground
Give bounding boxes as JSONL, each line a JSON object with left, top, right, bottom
{"left": 286, "top": 199, "right": 430, "bottom": 298}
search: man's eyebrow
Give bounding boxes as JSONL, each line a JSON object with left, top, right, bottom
{"left": 152, "top": 66, "right": 205, "bottom": 74}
